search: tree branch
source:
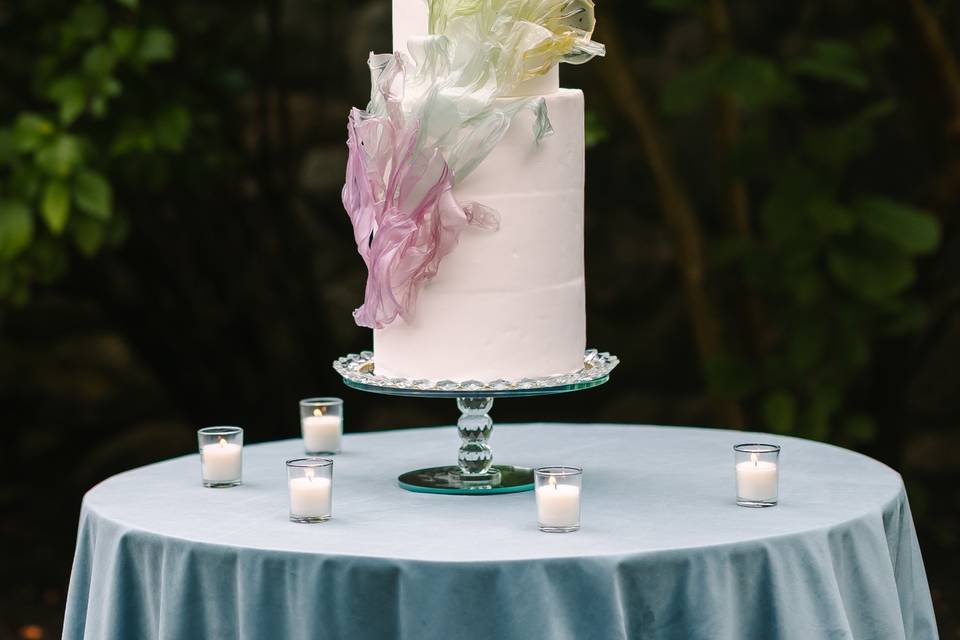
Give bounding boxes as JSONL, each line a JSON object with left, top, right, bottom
{"left": 707, "top": 0, "right": 771, "bottom": 361}
{"left": 707, "top": 0, "right": 751, "bottom": 238}
{"left": 908, "top": 0, "right": 960, "bottom": 138}
{"left": 596, "top": 19, "right": 743, "bottom": 427}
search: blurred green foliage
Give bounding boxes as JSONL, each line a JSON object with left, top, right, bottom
{"left": 0, "top": 0, "right": 189, "bottom": 305}
{"left": 652, "top": 1, "right": 942, "bottom": 444}
{"left": 0, "top": 0, "right": 949, "bottom": 455}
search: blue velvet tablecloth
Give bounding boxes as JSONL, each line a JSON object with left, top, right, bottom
{"left": 63, "top": 423, "right": 938, "bottom": 639}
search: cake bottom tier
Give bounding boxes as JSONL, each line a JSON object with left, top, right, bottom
{"left": 373, "top": 279, "right": 586, "bottom": 382}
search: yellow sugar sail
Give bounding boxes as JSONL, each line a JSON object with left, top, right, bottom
{"left": 428, "top": 0, "right": 605, "bottom": 90}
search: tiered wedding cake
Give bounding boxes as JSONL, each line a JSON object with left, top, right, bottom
{"left": 342, "top": 0, "right": 603, "bottom": 382}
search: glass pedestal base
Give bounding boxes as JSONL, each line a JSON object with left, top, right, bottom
{"left": 398, "top": 465, "right": 534, "bottom": 495}
{"left": 333, "top": 350, "right": 619, "bottom": 496}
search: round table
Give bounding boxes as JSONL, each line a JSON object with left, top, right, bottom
{"left": 63, "top": 423, "right": 937, "bottom": 640}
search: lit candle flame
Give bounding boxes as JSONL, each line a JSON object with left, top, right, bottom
{"left": 751, "top": 452, "right": 758, "bottom": 466}
{"left": 306, "top": 468, "right": 314, "bottom": 482}
{"left": 219, "top": 437, "right": 227, "bottom": 448}
{"left": 313, "top": 407, "right": 324, "bottom": 417}
{"left": 549, "top": 475, "right": 558, "bottom": 490}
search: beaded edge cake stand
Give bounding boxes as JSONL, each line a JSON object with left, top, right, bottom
{"left": 333, "top": 349, "right": 619, "bottom": 495}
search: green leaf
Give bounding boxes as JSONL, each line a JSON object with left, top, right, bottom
{"left": 789, "top": 40, "right": 870, "bottom": 90}
{"left": 90, "top": 97, "right": 108, "bottom": 118}
{"left": 787, "top": 322, "right": 825, "bottom": 372}
{"left": 47, "top": 75, "right": 88, "bottom": 125}
{"left": 827, "top": 246, "right": 915, "bottom": 299}
{"left": 154, "top": 105, "right": 192, "bottom": 151}
{"left": 9, "top": 166, "right": 42, "bottom": 201}
{"left": 841, "top": 414, "right": 876, "bottom": 444}
{"left": 35, "top": 135, "right": 83, "bottom": 176}
{"left": 139, "top": 28, "right": 175, "bottom": 63}
{"left": 760, "top": 167, "right": 825, "bottom": 245}
{"left": 716, "top": 55, "right": 792, "bottom": 110}
{"left": 69, "top": 3, "right": 108, "bottom": 41}
{"left": 835, "top": 326, "right": 871, "bottom": 370}
{"left": 0, "top": 129, "right": 15, "bottom": 165}
{"left": 111, "top": 121, "right": 155, "bottom": 155}
{"left": 12, "top": 113, "right": 54, "bottom": 152}
{"left": 41, "top": 180, "right": 71, "bottom": 233}
{"left": 790, "top": 272, "right": 822, "bottom": 306}
{"left": 804, "top": 386, "right": 842, "bottom": 441}
{"left": 31, "top": 237, "right": 69, "bottom": 283}
{"left": 856, "top": 197, "right": 940, "bottom": 255}
{"left": 661, "top": 60, "right": 718, "bottom": 115}
{"left": 763, "top": 391, "right": 797, "bottom": 434}
{"left": 0, "top": 199, "right": 34, "bottom": 260}
{"left": 104, "top": 213, "right": 130, "bottom": 246}
{"left": 704, "top": 355, "right": 757, "bottom": 399}
{"left": 708, "top": 236, "right": 751, "bottom": 269}
{"left": 662, "top": 54, "right": 792, "bottom": 116}
{"left": 804, "top": 100, "right": 896, "bottom": 170}
{"left": 47, "top": 75, "right": 86, "bottom": 102}
{"left": 72, "top": 217, "right": 104, "bottom": 256}
{"left": 74, "top": 170, "right": 113, "bottom": 220}
{"left": 860, "top": 25, "right": 895, "bottom": 55}
{"left": 584, "top": 110, "right": 609, "bottom": 148}
{"left": 115, "top": 0, "right": 139, "bottom": 9}
{"left": 649, "top": 0, "right": 702, "bottom": 11}
{"left": 60, "top": 95, "right": 87, "bottom": 125}
{"left": 808, "top": 200, "right": 855, "bottom": 235}
{"left": 884, "top": 302, "right": 929, "bottom": 335}
{"left": 110, "top": 27, "right": 138, "bottom": 57}
{"left": 83, "top": 44, "right": 116, "bottom": 77}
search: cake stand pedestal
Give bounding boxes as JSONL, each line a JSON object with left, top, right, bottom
{"left": 333, "top": 349, "right": 619, "bottom": 495}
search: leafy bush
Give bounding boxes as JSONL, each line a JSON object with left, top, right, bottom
{"left": 0, "top": 0, "right": 189, "bottom": 305}
{"left": 652, "top": 2, "right": 942, "bottom": 443}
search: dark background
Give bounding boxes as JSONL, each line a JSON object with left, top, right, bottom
{"left": 1, "top": 0, "right": 958, "bottom": 638}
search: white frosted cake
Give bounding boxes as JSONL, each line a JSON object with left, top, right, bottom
{"left": 343, "top": 0, "right": 603, "bottom": 382}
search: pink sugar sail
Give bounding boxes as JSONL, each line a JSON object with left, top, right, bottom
{"left": 342, "top": 43, "right": 553, "bottom": 329}
{"left": 343, "top": 103, "right": 497, "bottom": 329}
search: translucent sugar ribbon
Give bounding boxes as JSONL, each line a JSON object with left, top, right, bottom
{"left": 343, "top": 49, "right": 550, "bottom": 329}
{"left": 428, "top": 0, "right": 605, "bottom": 92}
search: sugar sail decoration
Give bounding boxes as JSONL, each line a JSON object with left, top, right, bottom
{"left": 342, "top": 0, "right": 604, "bottom": 329}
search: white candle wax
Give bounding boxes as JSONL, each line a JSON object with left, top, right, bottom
{"left": 201, "top": 438, "right": 242, "bottom": 482}
{"left": 289, "top": 475, "right": 332, "bottom": 518}
{"left": 302, "top": 415, "right": 342, "bottom": 453}
{"left": 736, "top": 454, "right": 778, "bottom": 502}
{"left": 536, "top": 481, "right": 581, "bottom": 528}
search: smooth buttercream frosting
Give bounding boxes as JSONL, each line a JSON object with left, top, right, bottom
{"left": 373, "top": 89, "right": 586, "bottom": 380}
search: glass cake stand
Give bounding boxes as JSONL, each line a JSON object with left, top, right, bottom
{"left": 333, "top": 349, "right": 619, "bottom": 495}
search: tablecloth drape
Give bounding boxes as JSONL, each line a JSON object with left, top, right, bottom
{"left": 63, "top": 423, "right": 938, "bottom": 639}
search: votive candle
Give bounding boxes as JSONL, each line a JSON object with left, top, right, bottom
{"left": 735, "top": 444, "right": 780, "bottom": 507}
{"left": 535, "top": 466, "right": 582, "bottom": 533}
{"left": 198, "top": 426, "right": 243, "bottom": 488}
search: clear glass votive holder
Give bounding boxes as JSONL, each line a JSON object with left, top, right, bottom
{"left": 300, "top": 397, "right": 343, "bottom": 455}
{"left": 734, "top": 444, "right": 780, "bottom": 507}
{"left": 535, "top": 466, "right": 582, "bottom": 533}
{"left": 198, "top": 426, "right": 243, "bottom": 488}
{"left": 287, "top": 457, "right": 333, "bottom": 523}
